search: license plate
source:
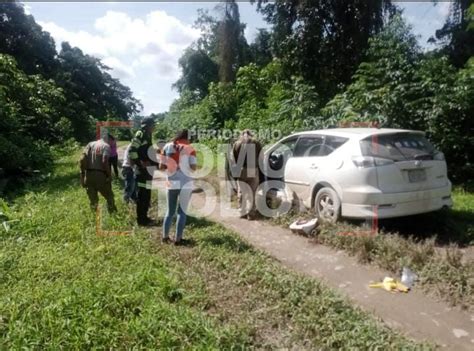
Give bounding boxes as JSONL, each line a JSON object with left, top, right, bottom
{"left": 408, "top": 169, "right": 426, "bottom": 182}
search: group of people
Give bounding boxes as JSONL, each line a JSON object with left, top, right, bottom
{"left": 79, "top": 119, "right": 264, "bottom": 243}
{"left": 79, "top": 117, "right": 197, "bottom": 245}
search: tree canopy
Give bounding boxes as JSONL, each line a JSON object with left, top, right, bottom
{"left": 0, "top": 2, "right": 58, "bottom": 77}
{"left": 254, "top": 0, "right": 395, "bottom": 99}
{"left": 433, "top": 0, "right": 474, "bottom": 67}
{"left": 162, "top": 1, "right": 473, "bottom": 184}
{"left": 0, "top": 2, "right": 141, "bottom": 173}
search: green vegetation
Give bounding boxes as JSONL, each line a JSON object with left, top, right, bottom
{"left": 0, "top": 2, "right": 140, "bottom": 175}
{"left": 321, "top": 16, "right": 474, "bottom": 184}
{"left": 2, "top": 1, "right": 473, "bottom": 184}
{"left": 1, "top": 1, "right": 472, "bottom": 348}
{"left": 155, "top": 1, "right": 473, "bottom": 184}
{"left": 316, "top": 223, "right": 473, "bottom": 310}
{"left": 270, "top": 190, "right": 474, "bottom": 310}
{"left": 0, "top": 54, "right": 65, "bottom": 172}
{"left": 0, "top": 152, "right": 429, "bottom": 349}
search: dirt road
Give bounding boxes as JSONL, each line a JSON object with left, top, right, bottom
{"left": 186, "top": 192, "right": 474, "bottom": 350}
{"left": 119, "top": 146, "right": 473, "bottom": 349}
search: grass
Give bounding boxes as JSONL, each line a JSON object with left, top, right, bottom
{"left": 1, "top": 160, "right": 243, "bottom": 349}
{"left": 0, "top": 151, "right": 428, "bottom": 349}
{"left": 162, "top": 219, "right": 429, "bottom": 349}
{"left": 269, "top": 191, "right": 474, "bottom": 310}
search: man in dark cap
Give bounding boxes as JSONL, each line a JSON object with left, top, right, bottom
{"left": 129, "top": 116, "right": 157, "bottom": 226}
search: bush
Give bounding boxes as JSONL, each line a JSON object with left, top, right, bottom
{"left": 318, "top": 17, "right": 474, "bottom": 183}
{"left": 0, "top": 54, "right": 67, "bottom": 172}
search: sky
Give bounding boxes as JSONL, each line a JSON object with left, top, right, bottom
{"left": 22, "top": 1, "right": 452, "bottom": 115}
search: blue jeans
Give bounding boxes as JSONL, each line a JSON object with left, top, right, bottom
{"left": 163, "top": 188, "right": 192, "bottom": 240}
{"left": 122, "top": 167, "right": 137, "bottom": 203}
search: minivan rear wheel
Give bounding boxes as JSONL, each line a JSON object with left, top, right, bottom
{"left": 314, "top": 187, "right": 341, "bottom": 223}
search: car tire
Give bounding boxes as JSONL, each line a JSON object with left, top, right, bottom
{"left": 314, "top": 187, "right": 341, "bottom": 223}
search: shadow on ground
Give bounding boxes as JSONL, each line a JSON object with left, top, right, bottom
{"left": 1, "top": 161, "right": 80, "bottom": 200}
{"left": 187, "top": 216, "right": 254, "bottom": 253}
{"left": 349, "top": 208, "right": 474, "bottom": 247}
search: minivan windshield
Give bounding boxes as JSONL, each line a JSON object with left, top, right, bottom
{"left": 360, "top": 133, "right": 436, "bottom": 161}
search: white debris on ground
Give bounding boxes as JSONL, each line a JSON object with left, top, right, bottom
{"left": 289, "top": 218, "right": 318, "bottom": 235}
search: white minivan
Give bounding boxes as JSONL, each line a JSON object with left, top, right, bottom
{"left": 263, "top": 128, "right": 453, "bottom": 222}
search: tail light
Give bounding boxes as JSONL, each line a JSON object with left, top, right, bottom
{"left": 352, "top": 156, "right": 394, "bottom": 168}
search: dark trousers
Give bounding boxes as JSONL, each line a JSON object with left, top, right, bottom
{"left": 109, "top": 156, "right": 119, "bottom": 177}
{"left": 136, "top": 171, "right": 152, "bottom": 223}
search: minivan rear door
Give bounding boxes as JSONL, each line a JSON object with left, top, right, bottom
{"left": 360, "top": 132, "right": 449, "bottom": 193}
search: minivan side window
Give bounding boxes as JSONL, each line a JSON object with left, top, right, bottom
{"left": 270, "top": 137, "right": 297, "bottom": 157}
{"left": 323, "top": 136, "right": 349, "bottom": 155}
{"left": 294, "top": 136, "right": 325, "bottom": 157}
{"left": 268, "top": 137, "right": 298, "bottom": 170}
{"left": 293, "top": 135, "right": 348, "bottom": 157}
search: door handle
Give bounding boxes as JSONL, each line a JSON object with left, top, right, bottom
{"left": 310, "top": 164, "right": 318, "bottom": 169}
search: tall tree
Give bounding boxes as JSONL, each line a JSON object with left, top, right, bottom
{"left": 434, "top": 0, "right": 474, "bottom": 67}
{"left": 173, "top": 10, "right": 220, "bottom": 98}
{"left": 216, "top": 0, "right": 249, "bottom": 82}
{"left": 249, "top": 28, "right": 273, "bottom": 67}
{"left": 56, "top": 43, "right": 141, "bottom": 141}
{"left": 0, "top": 54, "right": 68, "bottom": 171}
{"left": 255, "top": 0, "right": 393, "bottom": 100}
{"left": 0, "top": 1, "right": 58, "bottom": 77}
{"left": 173, "top": 4, "right": 250, "bottom": 97}
{"left": 173, "top": 46, "right": 219, "bottom": 99}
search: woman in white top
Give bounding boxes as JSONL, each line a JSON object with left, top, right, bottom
{"left": 159, "top": 130, "right": 197, "bottom": 245}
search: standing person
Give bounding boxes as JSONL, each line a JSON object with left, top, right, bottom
{"left": 231, "top": 129, "right": 263, "bottom": 220}
{"left": 108, "top": 134, "right": 119, "bottom": 177}
{"left": 79, "top": 135, "right": 117, "bottom": 213}
{"left": 129, "top": 117, "right": 157, "bottom": 226}
{"left": 160, "top": 129, "right": 196, "bottom": 245}
{"left": 121, "top": 143, "right": 137, "bottom": 204}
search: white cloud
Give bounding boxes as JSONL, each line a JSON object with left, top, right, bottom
{"left": 102, "top": 56, "right": 135, "bottom": 79}
{"left": 22, "top": 3, "right": 32, "bottom": 15}
{"left": 400, "top": 3, "right": 450, "bottom": 50}
{"left": 37, "top": 10, "right": 200, "bottom": 113}
{"left": 244, "top": 26, "right": 253, "bottom": 43}
{"left": 437, "top": 2, "right": 451, "bottom": 18}
{"left": 132, "top": 51, "right": 181, "bottom": 80}
{"left": 38, "top": 21, "right": 108, "bottom": 57}
{"left": 91, "top": 10, "right": 200, "bottom": 56}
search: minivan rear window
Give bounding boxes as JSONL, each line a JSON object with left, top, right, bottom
{"left": 360, "top": 133, "right": 436, "bottom": 161}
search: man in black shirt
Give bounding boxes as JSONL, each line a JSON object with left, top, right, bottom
{"left": 129, "top": 117, "right": 157, "bottom": 226}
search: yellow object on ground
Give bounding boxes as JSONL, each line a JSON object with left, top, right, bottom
{"left": 369, "top": 277, "right": 409, "bottom": 293}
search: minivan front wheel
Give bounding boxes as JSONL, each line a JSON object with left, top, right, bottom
{"left": 314, "top": 187, "right": 341, "bottom": 223}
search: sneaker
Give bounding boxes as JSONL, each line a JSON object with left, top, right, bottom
{"left": 174, "top": 238, "right": 188, "bottom": 246}
{"left": 137, "top": 218, "right": 155, "bottom": 226}
{"left": 161, "top": 237, "right": 172, "bottom": 244}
